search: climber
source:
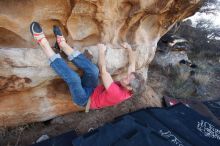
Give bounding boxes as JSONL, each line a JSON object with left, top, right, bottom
{"left": 30, "top": 22, "right": 145, "bottom": 110}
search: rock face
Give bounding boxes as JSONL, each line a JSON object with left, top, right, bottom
{"left": 0, "top": 0, "right": 202, "bottom": 126}
{"left": 154, "top": 34, "right": 191, "bottom": 67}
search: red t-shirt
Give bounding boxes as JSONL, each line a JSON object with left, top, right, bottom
{"left": 90, "top": 82, "right": 132, "bottom": 109}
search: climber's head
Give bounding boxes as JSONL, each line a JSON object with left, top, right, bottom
{"left": 120, "top": 72, "right": 145, "bottom": 95}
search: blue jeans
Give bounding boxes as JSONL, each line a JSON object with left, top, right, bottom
{"left": 49, "top": 51, "right": 99, "bottom": 106}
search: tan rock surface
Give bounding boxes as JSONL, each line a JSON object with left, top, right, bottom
{"left": 0, "top": 0, "right": 202, "bottom": 126}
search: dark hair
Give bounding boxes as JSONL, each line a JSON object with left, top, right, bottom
{"left": 129, "top": 72, "right": 145, "bottom": 95}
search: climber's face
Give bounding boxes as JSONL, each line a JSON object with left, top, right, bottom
{"left": 120, "top": 73, "right": 135, "bottom": 90}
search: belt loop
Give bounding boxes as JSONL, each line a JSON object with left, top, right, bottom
{"left": 85, "top": 98, "right": 91, "bottom": 113}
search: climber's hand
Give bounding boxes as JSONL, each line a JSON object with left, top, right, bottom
{"left": 120, "top": 42, "right": 132, "bottom": 51}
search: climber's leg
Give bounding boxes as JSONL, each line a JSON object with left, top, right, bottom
{"left": 30, "top": 22, "right": 89, "bottom": 106}
{"left": 53, "top": 26, "right": 99, "bottom": 89}
{"left": 49, "top": 54, "right": 89, "bottom": 106}
{"left": 68, "top": 51, "right": 99, "bottom": 88}
{"left": 60, "top": 42, "right": 99, "bottom": 89}
{"left": 53, "top": 25, "right": 75, "bottom": 57}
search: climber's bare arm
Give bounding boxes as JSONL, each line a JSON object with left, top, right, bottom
{"left": 98, "top": 44, "right": 113, "bottom": 89}
{"left": 121, "top": 42, "right": 136, "bottom": 75}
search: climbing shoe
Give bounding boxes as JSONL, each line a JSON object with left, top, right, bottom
{"left": 30, "top": 22, "right": 46, "bottom": 44}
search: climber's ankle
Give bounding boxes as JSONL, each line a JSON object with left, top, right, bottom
{"left": 39, "top": 38, "right": 49, "bottom": 47}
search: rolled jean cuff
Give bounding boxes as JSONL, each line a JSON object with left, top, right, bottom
{"left": 67, "top": 50, "right": 81, "bottom": 61}
{"left": 48, "top": 53, "right": 62, "bottom": 64}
